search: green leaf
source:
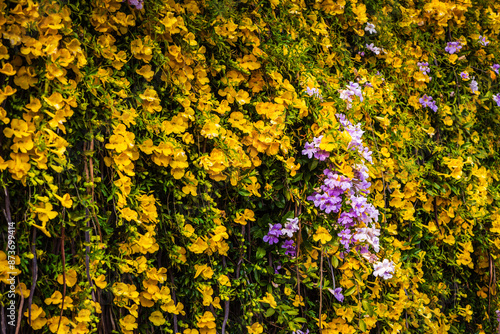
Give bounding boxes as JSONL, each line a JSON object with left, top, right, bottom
{"left": 344, "top": 285, "right": 357, "bottom": 297}
{"left": 359, "top": 319, "right": 367, "bottom": 332}
{"left": 362, "top": 299, "right": 374, "bottom": 316}
{"left": 238, "top": 189, "right": 251, "bottom": 197}
{"left": 309, "top": 160, "right": 318, "bottom": 171}
{"left": 256, "top": 247, "right": 266, "bottom": 259}
{"left": 264, "top": 308, "right": 275, "bottom": 317}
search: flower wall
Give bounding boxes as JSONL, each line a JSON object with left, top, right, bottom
{"left": 1, "top": 0, "right": 500, "bottom": 333}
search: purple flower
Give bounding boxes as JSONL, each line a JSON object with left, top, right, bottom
{"left": 293, "top": 330, "right": 310, "bottom": 334}
{"left": 470, "top": 78, "right": 479, "bottom": 94}
{"left": 333, "top": 287, "right": 344, "bottom": 302}
{"left": 478, "top": 35, "right": 489, "bottom": 46}
{"left": 281, "top": 239, "right": 296, "bottom": 257}
{"left": 305, "top": 87, "right": 322, "bottom": 100}
{"left": 365, "top": 22, "right": 377, "bottom": 34}
{"left": 373, "top": 259, "right": 395, "bottom": 279}
{"left": 338, "top": 228, "right": 352, "bottom": 249}
{"left": 263, "top": 223, "right": 282, "bottom": 245}
{"left": 445, "top": 41, "right": 462, "bottom": 54}
{"left": 417, "top": 62, "right": 431, "bottom": 75}
{"left": 281, "top": 217, "right": 299, "bottom": 237}
{"left": 314, "top": 150, "right": 330, "bottom": 161}
{"left": 358, "top": 51, "right": 365, "bottom": 57}
{"left": 366, "top": 43, "right": 381, "bottom": 55}
{"left": 419, "top": 94, "right": 438, "bottom": 112}
{"left": 460, "top": 71, "right": 469, "bottom": 80}
{"left": 128, "top": 0, "right": 143, "bottom": 9}
{"left": 491, "top": 64, "right": 500, "bottom": 75}
{"left": 302, "top": 142, "right": 316, "bottom": 159}
{"left": 493, "top": 94, "right": 500, "bottom": 107}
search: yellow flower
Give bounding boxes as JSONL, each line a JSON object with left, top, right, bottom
{"left": 120, "top": 207, "right": 138, "bottom": 221}
{"left": 75, "top": 309, "right": 92, "bottom": 323}
{"left": 247, "top": 322, "right": 264, "bottom": 334}
{"left": 259, "top": 292, "right": 277, "bottom": 308}
{"left": 33, "top": 201, "right": 58, "bottom": 223}
{"left": 136, "top": 65, "right": 154, "bottom": 81}
{"left": 119, "top": 315, "right": 138, "bottom": 331}
{"left": 313, "top": 226, "right": 332, "bottom": 244}
{"left": 188, "top": 237, "right": 208, "bottom": 254}
{"left": 194, "top": 264, "right": 214, "bottom": 279}
{"left": 57, "top": 269, "right": 78, "bottom": 287}
{"left": 197, "top": 284, "right": 213, "bottom": 306}
{"left": 53, "top": 193, "right": 73, "bottom": 208}
{"left": 93, "top": 274, "right": 107, "bottom": 289}
{"left": 0, "top": 62, "right": 16, "bottom": 76}
{"left": 234, "top": 209, "right": 256, "bottom": 225}
{"left": 217, "top": 274, "right": 231, "bottom": 286}
{"left": 45, "top": 291, "right": 63, "bottom": 305}
{"left": 149, "top": 311, "right": 166, "bottom": 326}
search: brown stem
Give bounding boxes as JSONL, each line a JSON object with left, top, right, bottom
{"left": 27, "top": 228, "right": 38, "bottom": 326}
{"left": 85, "top": 208, "right": 96, "bottom": 302}
{"left": 57, "top": 215, "right": 66, "bottom": 333}
{"left": 319, "top": 248, "right": 323, "bottom": 333}
{"left": 1, "top": 302, "right": 5, "bottom": 334}
{"left": 15, "top": 283, "right": 25, "bottom": 334}
{"left": 169, "top": 270, "right": 178, "bottom": 333}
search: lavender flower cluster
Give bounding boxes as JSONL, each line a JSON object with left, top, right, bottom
{"left": 300, "top": 90, "right": 395, "bottom": 282}
{"left": 417, "top": 62, "right": 431, "bottom": 76}
{"left": 305, "top": 86, "right": 323, "bottom": 100}
{"left": 445, "top": 41, "right": 462, "bottom": 54}
{"left": 339, "top": 82, "right": 364, "bottom": 110}
{"left": 366, "top": 43, "right": 382, "bottom": 55}
{"left": 419, "top": 94, "right": 438, "bottom": 112}
{"left": 263, "top": 217, "right": 300, "bottom": 257}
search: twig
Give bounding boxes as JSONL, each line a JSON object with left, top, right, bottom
{"left": 28, "top": 228, "right": 38, "bottom": 326}
{"left": 57, "top": 211, "right": 67, "bottom": 333}
{"left": 221, "top": 257, "right": 230, "bottom": 334}
{"left": 85, "top": 208, "right": 96, "bottom": 302}
{"left": 15, "top": 284, "right": 25, "bottom": 334}
{"left": 319, "top": 248, "right": 324, "bottom": 333}
{"left": 169, "top": 270, "right": 178, "bottom": 333}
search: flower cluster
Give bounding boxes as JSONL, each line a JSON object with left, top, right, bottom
{"left": 445, "top": 41, "right": 462, "bottom": 54}
{"left": 339, "top": 82, "right": 364, "bottom": 109}
{"left": 302, "top": 136, "right": 330, "bottom": 161}
{"left": 460, "top": 71, "right": 469, "bottom": 80}
{"left": 417, "top": 62, "right": 431, "bottom": 77}
{"left": 419, "top": 94, "right": 438, "bottom": 112}
{"left": 366, "top": 43, "right": 382, "bottom": 55}
{"left": 305, "top": 86, "right": 322, "bottom": 100}
{"left": 263, "top": 218, "right": 299, "bottom": 257}
{"left": 302, "top": 104, "right": 394, "bottom": 280}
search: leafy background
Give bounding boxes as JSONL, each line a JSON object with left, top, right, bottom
{"left": 1, "top": 0, "right": 500, "bottom": 333}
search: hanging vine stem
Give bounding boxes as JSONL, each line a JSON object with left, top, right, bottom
{"left": 169, "top": 270, "right": 178, "bottom": 334}
{"left": 85, "top": 206, "right": 96, "bottom": 302}
{"left": 56, "top": 209, "right": 66, "bottom": 334}
{"left": 221, "top": 256, "right": 230, "bottom": 334}
{"left": 14, "top": 284, "right": 24, "bottom": 334}
{"left": 27, "top": 227, "right": 38, "bottom": 326}
{"left": 318, "top": 247, "right": 324, "bottom": 333}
